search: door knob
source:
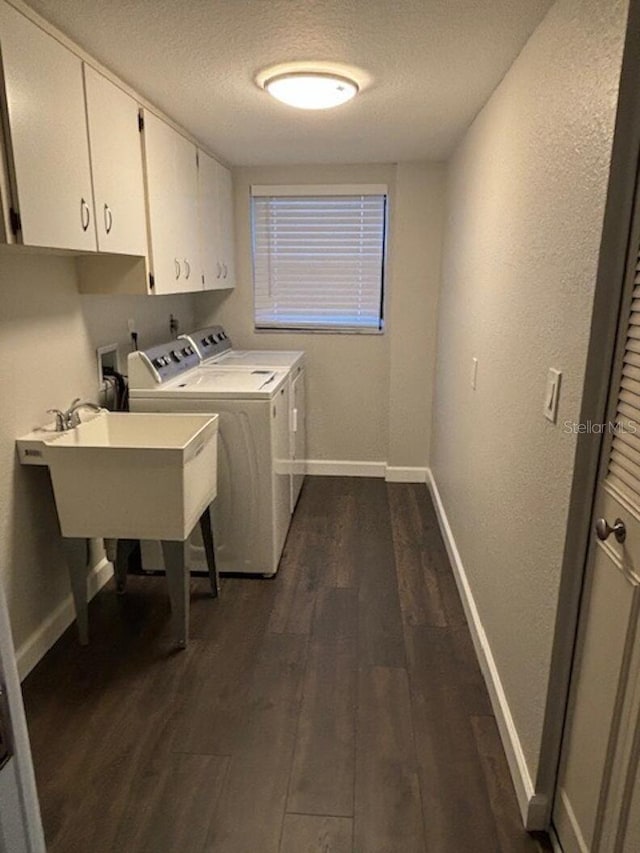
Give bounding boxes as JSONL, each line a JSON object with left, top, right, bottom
{"left": 595, "top": 517, "right": 626, "bottom": 543}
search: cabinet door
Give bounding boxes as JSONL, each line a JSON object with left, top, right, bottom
{"left": 143, "top": 110, "right": 200, "bottom": 294}
{"left": 198, "top": 149, "right": 223, "bottom": 290}
{"left": 0, "top": 3, "right": 95, "bottom": 251}
{"left": 291, "top": 367, "right": 306, "bottom": 510}
{"left": 272, "top": 383, "right": 291, "bottom": 567}
{"left": 142, "top": 111, "right": 176, "bottom": 292}
{"left": 217, "top": 162, "right": 235, "bottom": 288}
{"left": 84, "top": 66, "right": 147, "bottom": 256}
{"left": 174, "top": 131, "right": 200, "bottom": 290}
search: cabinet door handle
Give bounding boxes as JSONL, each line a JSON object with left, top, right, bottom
{"left": 216, "top": 262, "right": 222, "bottom": 279}
{"left": 184, "top": 259, "right": 191, "bottom": 279}
{"left": 104, "top": 203, "right": 113, "bottom": 235}
{"left": 80, "top": 198, "right": 90, "bottom": 232}
{"left": 223, "top": 263, "right": 228, "bottom": 279}
{"left": 175, "top": 259, "right": 181, "bottom": 279}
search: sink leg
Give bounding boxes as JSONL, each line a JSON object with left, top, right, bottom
{"left": 113, "top": 539, "right": 138, "bottom": 595}
{"left": 162, "top": 540, "right": 189, "bottom": 648}
{"left": 104, "top": 538, "right": 126, "bottom": 593}
{"left": 104, "top": 538, "right": 117, "bottom": 564}
{"left": 62, "top": 538, "right": 90, "bottom": 646}
{"left": 199, "top": 506, "right": 219, "bottom": 598}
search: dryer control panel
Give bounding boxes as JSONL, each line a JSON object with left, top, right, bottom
{"left": 179, "top": 326, "right": 232, "bottom": 362}
{"left": 128, "top": 340, "right": 201, "bottom": 388}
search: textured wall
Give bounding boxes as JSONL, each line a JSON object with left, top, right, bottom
{"left": 388, "top": 163, "right": 444, "bottom": 469}
{"left": 0, "top": 252, "right": 196, "bottom": 661}
{"left": 431, "top": 0, "right": 628, "bottom": 782}
{"left": 193, "top": 161, "right": 444, "bottom": 468}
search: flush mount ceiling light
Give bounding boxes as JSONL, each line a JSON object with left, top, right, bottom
{"left": 262, "top": 70, "right": 359, "bottom": 110}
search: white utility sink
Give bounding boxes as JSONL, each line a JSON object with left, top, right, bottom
{"left": 17, "top": 412, "right": 219, "bottom": 541}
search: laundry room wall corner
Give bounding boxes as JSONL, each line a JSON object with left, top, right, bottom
{"left": 192, "top": 161, "right": 445, "bottom": 476}
{"left": 0, "top": 251, "right": 198, "bottom": 676}
{"left": 387, "top": 162, "right": 445, "bottom": 472}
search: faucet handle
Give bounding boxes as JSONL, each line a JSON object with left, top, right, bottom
{"left": 47, "top": 409, "right": 66, "bottom": 432}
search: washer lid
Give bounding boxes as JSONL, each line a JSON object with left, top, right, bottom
{"left": 135, "top": 367, "right": 288, "bottom": 399}
{"left": 207, "top": 349, "right": 305, "bottom": 370}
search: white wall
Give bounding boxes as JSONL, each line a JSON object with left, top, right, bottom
{"left": 388, "top": 163, "right": 444, "bottom": 470}
{"left": 193, "top": 161, "right": 444, "bottom": 474}
{"left": 431, "top": 0, "right": 628, "bottom": 807}
{"left": 0, "top": 251, "right": 196, "bottom": 674}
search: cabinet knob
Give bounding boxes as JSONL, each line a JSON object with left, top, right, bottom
{"left": 175, "top": 259, "right": 181, "bottom": 279}
{"left": 104, "top": 203, "right": 113, "bottom": 235}
{"left": 80, "top": 198, "right": 90, "bottom": 232}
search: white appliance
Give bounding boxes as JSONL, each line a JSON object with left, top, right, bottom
{"left": 180, "top": 325, "right": 306, "bottom": 509}
{"left": 128, "top": 341, "right": 291, "bottom": 577}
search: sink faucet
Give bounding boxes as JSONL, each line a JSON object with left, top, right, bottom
{"left": 47, "top": 399, "right": 103, "bottom": 431}
{"left": 67, "top": 400, "right": 103, "bottom": 428}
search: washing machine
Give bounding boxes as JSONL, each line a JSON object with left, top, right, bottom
{"left": 128, "top": 340, "right": 291, "bottom": 576}
{"left": 180, "top": 325, "right": 306, "bottom": 509}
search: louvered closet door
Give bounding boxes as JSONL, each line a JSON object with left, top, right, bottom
{"left": 609, "top": 280, "right": 640, "bottom": 497}
{"left": 554, "top": 204, "right": 640, "bottom": 852}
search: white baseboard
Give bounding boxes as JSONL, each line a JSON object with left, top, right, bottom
{"left": 426, "top": 469, "right": 546, "bottom": 831}
{"left": 16, "top": 557, "right": 114, "bottom": 681}
{"left": 305, "top": 459, "right": 386, "bottom": 478}
{"left": 304, "top": 461, "right": 428, "bottom": 482}
{"left": 385, "top": 466, "right": 428, "bottom": 483}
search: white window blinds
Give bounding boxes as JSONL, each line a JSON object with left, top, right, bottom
{"left": 251, "top": 185, "right": 387, "bottom": 331}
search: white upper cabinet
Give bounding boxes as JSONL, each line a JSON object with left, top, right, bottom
{"left": 142, "top": 110, "right": 199, "bottom": 294}
{"left": 198, "top": 149, "right": 222, "bottom": 290}
{"left": 198, "top": 150, "right": 235, "bottom": 291}
{"left": 174, "top": 130, "right": 200, "bottom": 289}
{"left": 217, "top": 162, "right": 236, "bottom": 288}
{"left": 0, "top": 2, "right": 229, "bottom": 294}
{"left": 83, "top": 66, "right": 147, "bottom": 257}
{"left": 0, "top": 2, "right": 96, "bottom": 251}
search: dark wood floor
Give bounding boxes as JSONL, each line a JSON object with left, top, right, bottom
{"left": 23, "top": 477, "right": 551, "bottom": 853}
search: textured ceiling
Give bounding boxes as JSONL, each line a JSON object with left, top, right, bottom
{"left": 24, "top": 0, "right": 554, "bottom": 166}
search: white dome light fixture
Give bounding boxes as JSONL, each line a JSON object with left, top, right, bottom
{"left": 263, "top": 70, "right": 359, "bottom": 110}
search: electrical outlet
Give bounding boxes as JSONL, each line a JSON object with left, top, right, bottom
{"left": 127, "top": 318, "right": 136, "bottom": 335}
{"left": 544, "top": 369, "right": 562, "bottom": 423}
{"left": 471, "top": 357, "right": 478, "bottom": 390}
{"left": 170, "top": 314, "right": 179, "bottom": 338}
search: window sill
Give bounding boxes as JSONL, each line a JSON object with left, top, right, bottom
{"left": 254, "top": 326, "right": 385, "bottom": 336}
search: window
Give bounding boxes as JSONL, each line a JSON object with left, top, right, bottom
{"left": 251, "top": 184, "right": 387, "bottom": 332}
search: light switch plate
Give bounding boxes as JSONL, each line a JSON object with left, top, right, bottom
{"left": 544, "top": 368, "right": 562, "bottom": 423}
{"left": 471, "top": 357, "right": 478, "bottom": 390}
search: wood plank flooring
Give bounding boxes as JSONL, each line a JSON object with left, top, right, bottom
{"left": 22, "top": 477, "right": 551, "bottom": 852}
